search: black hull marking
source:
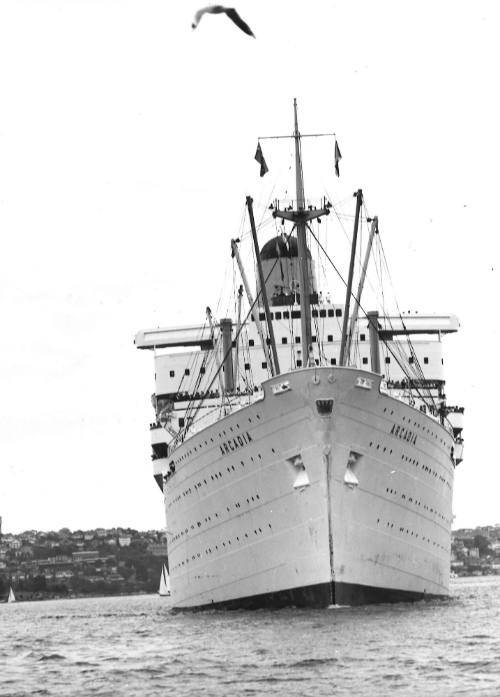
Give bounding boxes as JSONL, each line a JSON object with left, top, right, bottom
{"left": 171, "top": 580, "right": 448, "bottom": 611}
{"left": 334, "top": 581, "right": 448, "bottom": 606}
{"left": 174, "top": 582, "right": 333, "bottom": 611}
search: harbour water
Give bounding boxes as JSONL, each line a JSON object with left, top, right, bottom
{"left": 1, "top": 576, "right": 499, "bottom": 696}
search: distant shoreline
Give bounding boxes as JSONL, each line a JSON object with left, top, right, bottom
{"left": 6, "top": 576, "right": 500, "bottom": 604}
{"left": 3, "top": 590, "right": 156, "bottom": 604}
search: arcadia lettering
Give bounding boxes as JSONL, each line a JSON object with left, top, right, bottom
{"left": 390, "top": 423, "right": 417, "bottom": 445}
{"left": 220, "top": 431, "right": 253, "bottom": 456}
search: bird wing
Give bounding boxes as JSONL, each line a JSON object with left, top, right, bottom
{"left": 193, "top": 5, "right": 223, "bottom": 27}
{"left": 193, "top": 7, "right": 206, "bottom": 25}
{"left": 224, "top": 7, "right": 255, "bottom": 37}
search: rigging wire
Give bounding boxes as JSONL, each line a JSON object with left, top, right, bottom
{"left": 307, "top": 226, "right": 442, "bottom": 413}
{"left": 311, "top": 192, "right": 443, "bottom": 416}
{"left": 171, "top": 195, "right": 451, "bottom": 446}
{"left": 175, "top": 221, "right": 298, "bottom": 441}
{"left": 375, "top": 234, "right": 440, "bottom": 412}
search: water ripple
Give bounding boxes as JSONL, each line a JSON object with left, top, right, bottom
{"left": 1, "top": 579, "right": 499, "bottom": 697}
{"left": 38, "top": 653, "right": 66, "bottom": 662}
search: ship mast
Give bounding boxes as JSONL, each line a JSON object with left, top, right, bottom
{"left": 344, "top": 216, "right": 378, "bottom": 364}
{"left": 339, "top": 189, "right": 363, "bottom": 366}
{"left": 247, "top": 195, "right": 280, "bottom": 376}
{"left": 293, "top": 99, "right": 313, "bottom": 362}
{"left": 273, "top": 99, "right": 330, "bottom": 364}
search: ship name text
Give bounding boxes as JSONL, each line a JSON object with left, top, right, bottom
{"left": 220, "top": 431, "right": 253, "bottom": 456}
{"left": 390, "top": 423, "right": 417, "bottom": 445}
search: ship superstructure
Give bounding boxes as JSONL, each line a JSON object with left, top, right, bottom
{"left": 135, "top": 101, "right": 464, "bottom": 608}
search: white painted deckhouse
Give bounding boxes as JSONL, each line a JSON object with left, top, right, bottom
{"left": 135, "top": 101, "right": 464, "bottom": 609}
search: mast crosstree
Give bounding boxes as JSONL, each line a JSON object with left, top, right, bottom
{"left": 270, "top": 99, "right": 331, "bottom": 363}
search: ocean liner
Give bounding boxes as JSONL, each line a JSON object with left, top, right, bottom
{"left": 135, "top": 101, "right": 464, "bottom": 609}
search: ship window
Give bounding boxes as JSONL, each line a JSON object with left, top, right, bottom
{"left": 249, "top": 339, "right": 255, "bottom": 346}
{"left": 185, "top": 368, "right": 190, "bottom": 376}
{"left": 312, "top": 310, "right": 318, "bottom": 318}
{"left": 244, "top": 362, "right": 250, "bottom": 370}
{"left": 178, "top": 417, "right": 185, "bottom": 428}
{"left": 409, "top": 356, "right": 414, "bottom": 364}
{"left": 335, "top": 309, "right": 342, "bottom": 317}
{"left": 283, "top": 311, "right": 290, "bottom": 319}
{"left": 330, "top": 358, "right": 337, "bottom": 365}
{"left": 320, "top": 309, "right": 326, "bottom": 318}
{"left": 327, "top": 334, "right": 333, "bottom": 342}
{"left": 312, "top": 336, "right": 317, "bottom": 343}
{"left": 295, "top": 336, "right": 301, "bottom": 343}
{"left": 385, "top": 357, "right": 390, "bottom": 364}
{"left": 259, "top": 312, "right": 266, "bottom": 321}
{"left": 360, "top": 333, "right": 366, "bottom": 341}
{"left": 362, "top": 357, "right": 368, "bottom": 365}
{"left": 282, "top": 337, "right": 288, "bottom": 344}
{"left": 270, "top": 313, "right": 274, "bottom": 319}
{"left": 297, "top": 360, "right": 302, "bottom": 367}
{"left": 291, "top": 310, "right": 300, "bottom": 319}
{"left": 169, "top": 370, "right": 175, "bottom": 378}
{"left": 441, "top": 358, "right": 444, "bottom": 365}
{"left": 424, "top": 357, "right": 429, "bottom": 364}
{"left": 266, "top": 338, "right": 271, "bottom": 346}
{"left": 275, "top": 311, "right": 282, "bottom": 320}
{"left": 200, "top": 367, "right": 206, "bottom": 374}
{"left": 262, "top": 362, "right": 267, "bottom": 369}
{"left": 328, "top": 309, "right": 334, "bottom": 317}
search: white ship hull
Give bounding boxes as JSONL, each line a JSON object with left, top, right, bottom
{"left": 158, "top": 366, "right": 455, "bottom": 609}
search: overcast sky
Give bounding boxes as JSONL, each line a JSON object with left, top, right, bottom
{"left": 1, "top": 0, "right": 498, "bottom": 534}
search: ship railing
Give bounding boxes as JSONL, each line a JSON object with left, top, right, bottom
{"left": 167, "top": 391, "right": 259, "bottom": 453}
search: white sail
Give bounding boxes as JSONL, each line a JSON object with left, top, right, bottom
{"left": 7, "top": 586, "right": 16, "bottom": 603}
{"left": 158, "top": 563, "right": 171, "bottom": 596}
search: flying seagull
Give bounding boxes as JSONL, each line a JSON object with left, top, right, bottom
{"left": 192, "top": 5, "right": 255, "bottom": 37}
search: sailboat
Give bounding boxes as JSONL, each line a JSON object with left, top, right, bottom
{"left": 136, "top": 100, "right": 464, "bottom": 609}
{"left": 158, "top": 563, "right": 171, "bottom": 596}
{"left": 7, "top": 586, "right": 16, "bottom": 603}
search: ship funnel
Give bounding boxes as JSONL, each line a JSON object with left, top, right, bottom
{"left": 258, "top": 236, "right": 318, "bottom": 307}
